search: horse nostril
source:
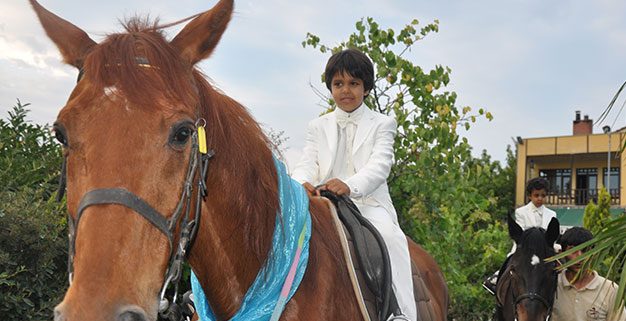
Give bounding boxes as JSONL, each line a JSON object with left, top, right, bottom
{"left": 54, "top": 306, "right": 66, "bottom": 321}
{"left": 117, "top": 307, "right": 148, "bottom": 321}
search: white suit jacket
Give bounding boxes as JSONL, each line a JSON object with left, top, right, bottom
{"left": 292, "top": 107, "right": 398, "bottom": 220}
{"left": 508, "top": 202, "right": 558, "bottom": 255}
{"left": 514, "top": 202, "right": 557, "bottom": 231}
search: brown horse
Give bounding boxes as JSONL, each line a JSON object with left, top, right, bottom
{"left": 30, "top": 1, "right": 448, "bottom": 320}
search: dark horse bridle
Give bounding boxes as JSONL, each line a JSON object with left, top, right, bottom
{"left": 496, "top": 260, "right": 558, "bottom": 321}
{"left": 57, "top": 122, "right": 214, "bottom": 321}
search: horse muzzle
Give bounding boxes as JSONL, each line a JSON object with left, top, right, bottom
{"left": 54, "top": 304, "right": 151, "bottom": 321}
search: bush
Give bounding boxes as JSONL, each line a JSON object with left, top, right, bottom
{"left": 0, "top": 100, "right": 67, "bottom": 320}
{"left": 583, "top": 187, "right": 611, "bottom": 235}
{"left": 0, "top": 188, "right": 67, "bottom": 320}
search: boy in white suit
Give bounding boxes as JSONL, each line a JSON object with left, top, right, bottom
{"left": 514, "top": 177, "right": 557, "bottom": 232}
{"left": 292, "top": 48, "right": 416, "bottom": 321}
{"left": 484, "top": 177, "right": 558, "bottom": 293}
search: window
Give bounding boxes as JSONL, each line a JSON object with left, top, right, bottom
{"left": 576, "top": 168, "right": 598, "bottom": 205}
{"left": 540, "top": 169, "right": 571, "bottom": 194}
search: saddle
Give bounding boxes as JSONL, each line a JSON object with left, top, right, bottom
{"left": 320, "top": 191, "right": 402, "bottom": 321}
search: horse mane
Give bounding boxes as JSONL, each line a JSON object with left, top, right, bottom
{"left": 80, "top": 17, "right": 279, "bottom": 263}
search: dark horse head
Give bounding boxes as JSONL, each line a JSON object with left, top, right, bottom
{"left": 496, "top": 214, "right": 560, "bottom": 321}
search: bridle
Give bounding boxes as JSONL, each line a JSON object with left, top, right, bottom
{"left": 57, "top": 121, "right": 214, "bottom": 321}
{"left": 513, "top": 291, "right": 553, "bottom": 320}
{"left": 497, "top": 260, "right": 558, "bottom": 321}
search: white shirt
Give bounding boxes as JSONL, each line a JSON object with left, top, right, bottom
{"left": 329, "top": 107, "right": 379, "bottom": 210}
{"left": 329, "top": 106, "right": 363, "bottom": 192}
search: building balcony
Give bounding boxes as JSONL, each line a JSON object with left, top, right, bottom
{"left": 546, "top": 188, "right": 620, "bottom": 206}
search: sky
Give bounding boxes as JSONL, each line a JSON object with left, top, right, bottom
{"left": 2, "top": 0, "right": 626, "bottom": 169}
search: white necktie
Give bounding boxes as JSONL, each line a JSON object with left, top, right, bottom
{"left": 336, "top": 114, "right": 358, "bottom": 129}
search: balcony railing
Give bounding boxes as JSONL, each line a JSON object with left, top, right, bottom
{"left": 546, "top": 188, "right": 620, "bottom": 206}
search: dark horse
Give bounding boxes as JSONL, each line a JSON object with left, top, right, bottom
{"left": 30, "top": 0, "right": 448, "bottom": 320}
{"left": 496, "top": 214, "right": 560, "bottom": 321}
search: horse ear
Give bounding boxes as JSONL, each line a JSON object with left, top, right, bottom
{"left": 171, "top": 0, "right": 234, "bottom": 65}
{"left": 545, "top": 217, "right": 560, "bottom": 246}
{"left": 508, "top": 210, "right": 523, "bottom": 244}
{"left": 29, "top": 0, "right": 96, "bottom": 69}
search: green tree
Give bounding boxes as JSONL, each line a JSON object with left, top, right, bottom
{"left": 0, "top": 101, "right": 67, "bottom": 321}
{"left": 304, "top": 18, "right": 511, "bottom": 320}
{"left": 583, "top": 187, "right": 611, "bottom": 235}
{"left": 0, "top": 100, "right": 62, "bottom": 195}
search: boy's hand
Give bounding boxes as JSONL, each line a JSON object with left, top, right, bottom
{"left": 302, "top": 182, "right": 319, "bottom": 197}
{"left": 319, "top": 178, "right": 350, "bottom": 196}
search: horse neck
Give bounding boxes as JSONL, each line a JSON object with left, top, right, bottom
{"left": 186, "top": 83, "right": 279, "bottom": 319}
{"left": 187, "top": 165, "right": 278, "bottom": 319}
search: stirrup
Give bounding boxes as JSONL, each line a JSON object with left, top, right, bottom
{"left": 482, "top": 273, "right": 498, "bottom": 295}
{"left": 387, "top": 314, "right": 411, "bottom": 321}
{"left": 482, "top": 281, "right": 495, "bottom": 295}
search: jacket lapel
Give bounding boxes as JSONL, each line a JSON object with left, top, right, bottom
{"left": 320, "top": 112, "right": 338, "bottom": 180}
{"left": 353, "top": 107, "right": 376, "bottom": 154}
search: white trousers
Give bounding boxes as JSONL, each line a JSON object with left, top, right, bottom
{"left": 356, "top": 203, "right": 417, "bottom": 321}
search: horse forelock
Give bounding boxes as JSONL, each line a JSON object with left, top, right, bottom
{"left": 80, "top": 17, "right": 197, "bottom": 110}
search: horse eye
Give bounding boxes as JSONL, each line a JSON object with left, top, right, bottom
{"left": 53, "top": 125, "right": 68, "bottom": 147}
{"left": 170, "top": 124, "right": 193, "bottom": 147}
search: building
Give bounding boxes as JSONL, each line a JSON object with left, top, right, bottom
{"left": 515, "top": 111, "right": 625, "bottom": 232}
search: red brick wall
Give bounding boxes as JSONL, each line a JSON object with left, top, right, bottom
{"left": 573, "top": 119, "right": 592, "bottom": 135}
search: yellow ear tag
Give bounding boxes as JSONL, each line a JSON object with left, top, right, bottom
{"left": 197, "top": 126, "right": 207, "bottom": 154}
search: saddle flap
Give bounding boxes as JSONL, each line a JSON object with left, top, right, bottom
{"left": 321, "top": 191, "right": 397, "bottom": 321}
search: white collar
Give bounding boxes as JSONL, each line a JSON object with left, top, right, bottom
{"left": 529, "top": 202, "right": 543, "bottom": 213}
{"left": 335, "top": 105, "right": 366, "bottom": 122}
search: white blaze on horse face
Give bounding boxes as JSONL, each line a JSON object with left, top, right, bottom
{"left": 103, "top": 86, "right": 131, "bottom": 111}
{"left": 531, "top": 254, "right": 540, "bottom": 266}
{"left": 104, "top": 86, "right": 118, "bottom": 97}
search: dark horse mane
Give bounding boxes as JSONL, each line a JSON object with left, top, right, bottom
{"left": 81, "top": 17, "right": 279, "bottom": 262}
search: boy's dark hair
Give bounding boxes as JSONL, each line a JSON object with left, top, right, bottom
{"left": 324, "top": 48, "right": 374, "bottom": 96}
{"left": 526, "top": 177, "right": 550, "bottom": 195}
{"left": 559, "top": 226, "right": 593, "bottom": 249}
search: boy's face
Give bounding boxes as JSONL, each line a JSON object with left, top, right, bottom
{"left": 330, "top": 72, "right": 369, "bottom": 113}
{"left": 528, "top": 188, "right": 547, "bottom": 208}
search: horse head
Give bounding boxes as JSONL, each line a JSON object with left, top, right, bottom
{"left": 31, "top": 1, "right": 281, "bottom": 320}
{"left": 496, "top": 214, "right": 560, "bottom": 321}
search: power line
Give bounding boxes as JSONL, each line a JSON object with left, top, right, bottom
{"left": 596, "top": 80, "right": 626, "bottom": 127}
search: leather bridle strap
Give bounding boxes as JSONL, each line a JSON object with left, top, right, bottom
{"left": 74, "top": 187, "right": 173, "bottom": 246}
{"left": 515, "top": 292, "right": 551, "bottom": 310}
